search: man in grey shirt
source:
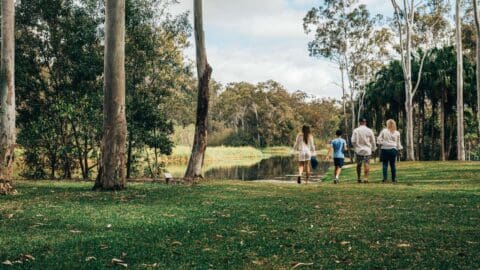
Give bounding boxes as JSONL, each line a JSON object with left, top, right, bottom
{"left": 351, "top": 118, "right": 376, "bottom": 183}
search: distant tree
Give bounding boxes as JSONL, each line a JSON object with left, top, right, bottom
{"left": 456, "top": 0, "right": 466, "bottom": 160}
{"left": 94, "top": 0, "right": 127, "bottom": 190}
{"left": 184, "top": 0, "right": 212, "bottom": 180}
{"left": 0, "top": 0, "right": 16, "bottom": 195}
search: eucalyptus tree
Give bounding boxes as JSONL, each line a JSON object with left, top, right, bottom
{"left": 473, "top": 0, "right": 480, "bottom": 134}
{"left": 303, "top": 0, "right": 382, "bottom": 147}
{"left": 390, "top": 0, "right": 449, "bottom": 160}
{"left": 0, "top": 0, "right": 15, "bottom": 195}
{"left": 456, "top": 0, "right": 466, "bottom": 160}
{"left": 185, "top": 0, "right": 212, "bottom": 180}
{"left": 94, "top": 0, "right": 127, "bottom": 190}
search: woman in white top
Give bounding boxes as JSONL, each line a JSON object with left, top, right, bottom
{"left": 377, "top": 119, "right": 403, "bottom": 183}
{"left": 293, "top": 125, "right": 316, "bottom": 184}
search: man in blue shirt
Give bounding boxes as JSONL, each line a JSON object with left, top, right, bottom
{"left": 331, "top": 130, "right": 347, "bottom": 184}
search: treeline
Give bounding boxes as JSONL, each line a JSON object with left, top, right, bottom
{"left": 170, "top": 80, "right": 342, "bottom": 148}
{"left": 363, "top": 46, "right": 480, "bottom": 160}
{"left": 14, "top": 0, "right": 193, "bottom": 179}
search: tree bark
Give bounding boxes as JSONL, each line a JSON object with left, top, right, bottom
{"left": 184, "top": 0, "right": 212, "bottom": 180}
{"left": 456, "top": 0, "right": 466, "bottom": 161}
{"left": 94, "top": 0, "right": 127, "bottom": 190}
{"left": 474, "top": 0, "right": 480, "bottom": 136}
{"left": 440, "top": 91, "right": 446, "bottom": 161}
{"left": 0, "top": 0, "right": 16, "bottom": 195}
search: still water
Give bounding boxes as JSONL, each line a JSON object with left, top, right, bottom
{"left": 167, "top": 155, "right": 331, "bottom": 181}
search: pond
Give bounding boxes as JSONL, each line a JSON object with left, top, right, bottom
{"left": 166, "top": 155, "right": 331, "bottom": 181}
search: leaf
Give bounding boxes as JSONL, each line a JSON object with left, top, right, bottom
{"left": 112, "top": 258, "right": 128, "bottom": 268}
{"left": 340, "top": 241, "right": 350, "bottom": 246}
{"left": 21, "top": 254, "right": 35, "bottom": 261}
{"left": 5, "top": 213, "right": 14, "bottom": 219}
{"left": 171, "top": 241, "right": 182, "bottom": 246}
{"left": 85, "top": 256, "right": 96, "bottom": 262}
{"left": 1, "top": 260, "right": 13, "bottom": 266}
{"left": 291, "top": 262, "right": 314, "bottom": 268}
{"left": 106, "top": 224, "right": 112, "bottom": 229}
{"left": 397, "top": 243, "right": 411, "bottom": 248}
{"left": 69, "top": 229, "right": 82, "bottom": 234}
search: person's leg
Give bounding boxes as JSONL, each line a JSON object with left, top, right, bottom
{"left": 390, "top": 151, "right": 397, "bottom": 183}
{"left": 356, "top": 157, "right": 362, "bottom": 183}
{"left": 297, "top": 161, "right": 304, "bottom": 184}
{"left": 364, "top": 157, "right": 370, "bottom": 183}
{"left": 305, "top": 160, "right": 311, "bottom": 184}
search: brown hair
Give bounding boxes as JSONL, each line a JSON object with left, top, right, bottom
{"left": 302, "top": 125, "right": 311, "bottom": 144}
{"left": 387, "top": 119, "right": 397, "bottom": 132}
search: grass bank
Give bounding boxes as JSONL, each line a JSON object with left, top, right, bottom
{"left": 1, "top": 162, "right": 479, "bottom": 269}
{"left": 163, "top": 146, "right": 292, "bottom": 165}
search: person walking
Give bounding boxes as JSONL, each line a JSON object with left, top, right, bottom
{"left": 377, "top": 119, "right": 403, "bottom": 183}
{"left": 331, "top": 130, "right": 347, "bottom": 184}
{"left": 351, "top": 118, "right": 376, "bottom": 183}
{"left": 293, "top": 125, "right": 316, "bottom": 184}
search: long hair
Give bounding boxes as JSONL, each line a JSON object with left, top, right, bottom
{"left": 386, "top": 119, "right": 397, "bottom": 132}
{"left": 302, "top": 125, "right": 311, "bottom": 144}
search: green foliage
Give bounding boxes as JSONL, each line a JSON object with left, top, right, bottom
{"left": 14, "top": 0, "right": 191, "bottom": 179}
{"left": 1, "top": 162, "right": 479, "bottom": 268}
{"left": 363, "top": 46, "right": 479, "bottom": 160}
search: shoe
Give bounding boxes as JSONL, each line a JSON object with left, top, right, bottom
{"left": 364, "top": 180, "right": 369, "bottom": 184}
{"left": 297, "top": 176, "right": 301, "bottom": 184}
{"left": 382, "top": 179, "right": 386, "bottom": 183}
{"left": 334, "top": 179, "right": 338, "bottom": 184}
{"left": 357, "top": 179, "right": 362, "bottom": 183}
{"left": 392, "top": 180, "right": 397, "bottom": 185}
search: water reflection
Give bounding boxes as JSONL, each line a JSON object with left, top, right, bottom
{"left": 167, "top": 155, "right": 330, "bottom": 181}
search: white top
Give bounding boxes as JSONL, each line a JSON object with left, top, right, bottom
{"left": 293, "top": 134, "right": 316, "bottom": 161}
{"left": 351, "top": 125, "right": 377, "bottom": 156}
{"left": 377, "top": 129, "right": 403, "bottom": 150}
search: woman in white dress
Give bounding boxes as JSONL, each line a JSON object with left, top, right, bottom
{"left": 293, "top": 125, "right": 316, "bottom": 184}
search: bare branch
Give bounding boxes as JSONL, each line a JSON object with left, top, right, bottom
{"left": 412, "top": 49, "right": 429, "bottom": 96}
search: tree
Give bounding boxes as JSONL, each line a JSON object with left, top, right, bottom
{"left": 303, "top": 0, "right": 384, "bottom": 151}
{"left": 184, "top": 0, "right": 212, "bottom": 180}
{"left": 94, "top": 0, "right": 127, "bottom": 190}
{"left": 390, "top": 0, "right": 445, "bottom": 160}
{"left": 0, "top": 0, "right": 15, "bottom": 195}
{"left": 456, "top": 0, "right": 466, "bottom": 160}
{"left": 473, "top": 0, "right": 480, "bottom": 135}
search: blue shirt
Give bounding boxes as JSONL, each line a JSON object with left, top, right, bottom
{"left": 331, "top": 138, "right": 347, "bottom": 159}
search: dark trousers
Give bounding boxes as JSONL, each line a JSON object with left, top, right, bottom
{"left": 381, "top": 149, "right": 397, "bottom": 182}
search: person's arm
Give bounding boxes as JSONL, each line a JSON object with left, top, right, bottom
{"left": 293, "top": 135, "right": 299, "bottom": 151}
{"left": 343, "top": 140, "right": 348, "bottom": 152}
{"left": 370, "top": 130, "right": 377, "bottom": 152}
{"left": 396, "top": 131, "right": 403, "bottom": 150}
{"left": 351, "top": 130, "right": 358, "bottom": 149}
{"left": 309, "top": 136, "right": 316, "bottom": 156}
{"left": 377, "top": 130, "right": 384, "bottom": 146}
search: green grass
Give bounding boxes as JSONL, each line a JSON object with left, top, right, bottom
{"left": 1, "top": 162, "right": 479, "bottom": 269}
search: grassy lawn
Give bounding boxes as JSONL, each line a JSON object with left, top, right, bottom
{"left": 0, "top": 162, "right": 479, "bottom": 269}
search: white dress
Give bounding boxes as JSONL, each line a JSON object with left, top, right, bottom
{"left": 293, "top": 134, "right": 316, "bottom": 162}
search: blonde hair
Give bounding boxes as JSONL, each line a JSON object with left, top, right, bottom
{"left": 386, "top": 119, "right": 397, "bottom": 132}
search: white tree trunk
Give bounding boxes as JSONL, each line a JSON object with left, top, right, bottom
{"left": 94, "top": 0, "right": 128, "bottom": 190}
{"left": 456, "top": 0, "right": 466, "bottom": 160}
{"left": 0, "top": 0, "right": 16, "bottom": 195}
{"left": 473, "top": 0, "right": 480, "bottom": 135}
{"left": 184, "top": 0, "right": 212, "bottom": 180}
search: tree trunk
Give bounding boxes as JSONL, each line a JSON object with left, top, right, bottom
{"left": 184, "top": 0, "right": 213, "bottom": 180}
{"left": 0, "top": 0, "right": 16, "bottom": 195}
{"left": 94, "top": 0, "right": 127, "bottom": 190}
{"left": 340, "top": 65, "right": 353, "bottom": 162}
{"left": 474, "top": 0, "right": 480, "bottom": 135}
{"left": 126, "top": 135, "right": 133, "bottom": 179}
{"left": 440, "top": 90, "right": 446, "bottom": 160}
{"left": 456, "top": 0, "right": 466, "bottom": 161}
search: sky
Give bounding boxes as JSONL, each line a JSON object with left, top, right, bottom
{"left": 170, "top": 0, "right": 393, "bottom": 98}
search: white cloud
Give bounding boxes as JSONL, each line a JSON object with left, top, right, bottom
{"left": 169, "top": 0, "right": 390, "bottom": 99}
